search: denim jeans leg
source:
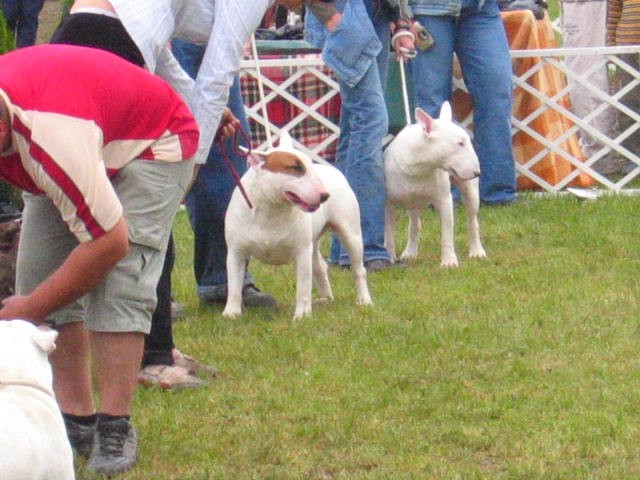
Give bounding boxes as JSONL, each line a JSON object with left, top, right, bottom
{"left": 1, "top": 0, "right": 18, "bottom": 32}
{"left": 412, "top": 10, "right": 516, "bottom": 204}
{"left": 457, "top": 0, "right": 516, "bottom": 204}
{"left": 336, "top": 61, "right": 389, "bottom": 264}
{"left": 172, "top": 40, "right": 253, "bottom": 299}
{"left": 16, "top": 0, "right": 45, "bottom": 47}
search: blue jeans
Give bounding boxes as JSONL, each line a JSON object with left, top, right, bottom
{"left": 330, "top": 0, "right": 391, "bottom": 264}
{"left": 411, "top": 0, "right": 516, "bottom": 204}
{"left": 2, "top": 0, "right": 45, "bottom": 47}
{"left": 172, "top": 39, "right": 254, "bottom": 299}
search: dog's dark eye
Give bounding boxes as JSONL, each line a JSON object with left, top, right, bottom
{"left": 290, "top": 162, "right": 306, "bottom": 175}
{"left": 458, "top": 140, "right": 465, "bottom": 147}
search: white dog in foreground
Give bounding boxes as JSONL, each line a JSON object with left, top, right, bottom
{"left": 0, "top": 320, "right": 75, "bottom": 480}
{"left": 224, "top": 131, "right": 372, "bottom": 319}
{"left": 384, "top": 102, "right": 487, "bottom": 268}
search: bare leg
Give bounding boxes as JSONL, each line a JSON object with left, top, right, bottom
{"left": 90, "top": 331, "right": 144, "bottom": 415}
{"left": 50, "top": 321, "right": 95, "bottom": 415}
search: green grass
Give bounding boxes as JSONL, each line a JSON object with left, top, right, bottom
{"left": 73, "top": 193, "right": 640, "bottom": 479}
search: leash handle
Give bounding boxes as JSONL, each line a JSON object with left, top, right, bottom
{"left": 398, "top": 57, "right": 412, "bottom": 127}
{"left": 217, "top": 127, "right": 254, "bottom": 209}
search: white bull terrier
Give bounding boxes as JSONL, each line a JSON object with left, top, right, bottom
{"left": 224, "top": 131, "right": 372, "bottom": 319}
{"left": 384, "top": 102, "right": 487, "bottom": 268}
{"left": 0, "top": 320, "right": 75, "bottom": 480}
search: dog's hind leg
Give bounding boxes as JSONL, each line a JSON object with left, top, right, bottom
{"left": 400, "top": 209, "right": 422, "bottom": 261}
{"left": 334, "top": 226, "right": 372, "bottom": 306}
{"left": 312, "top": 240, "right": 333, "bottom": 303}
{"left": 384, "top": 203, "right": 398, "bottom": 263}
{"left": 456, "top": 178, "right": 487, "bottom": 259}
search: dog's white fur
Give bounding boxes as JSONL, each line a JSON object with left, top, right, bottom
{"left": 0, "top": 320, "right": 75, "bottom": 480}
{"left": 224, "top": 131, "right": 372, "bottom": 319}
{"left": 384, "top": 102, "right": 487, "bottom": 268}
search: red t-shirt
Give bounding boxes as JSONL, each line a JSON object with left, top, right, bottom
{"left": 0, "top": 44, "right": 199, "bottom": 241}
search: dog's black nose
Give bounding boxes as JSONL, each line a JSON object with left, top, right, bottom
{"left": 474, "top": 170, "right": 481, "bottom": 179}
{"left": 320, "top": 192, "right": 330, "bottom": 203}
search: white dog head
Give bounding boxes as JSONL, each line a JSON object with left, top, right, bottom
{"left": 247, "top": 131, "right": 329, "bottom": 212}
{"left": 414, "top": 102, "right": 481, "bottom": 182}
{"left": 0, "top": 320, "right": 58, "bottom": 391}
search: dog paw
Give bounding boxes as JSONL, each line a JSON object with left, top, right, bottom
{"left": 356, "top": 295, "right": 373, "bottom": 306}
{"left": 399, "top": 252, "right": 418, "bottom": 261}
{"left": 222, "top": 307, "right": 241, "bottom": 318}
{"left": 469, "top": 248, "right": 487, "bottom": 259}
{"left": 314, "top": 296, "right": 333, "bottom": 305}
{"left": 440, "top": 257, "right": 459, "bottom": 268}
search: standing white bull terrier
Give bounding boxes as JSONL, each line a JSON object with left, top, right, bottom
{"left": 0, "top": 320, "right": 75, "bottom": 480}
{"left": 384, "top": 102, "right": 487, "bottom": 268}
{"left": 224, "top": 131, "right": 372, "bottom": 319}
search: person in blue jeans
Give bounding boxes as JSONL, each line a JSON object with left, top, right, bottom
{"left": 1, "top": 0, "right": 45, "bottom": 47}
{"left": 171, "top": 39, "right": 276, "bottom": 307}
{"left": 305, "top": 0, "right": 399, "bottom": 271}
{"left": 408, "top": 0, "right": 517, "bottom": 205}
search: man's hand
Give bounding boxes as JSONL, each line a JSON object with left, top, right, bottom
{"left": 214, "top": 107, "right": 240, "bottom": 142}
{"left": 391, "top": 21, "right": 417, "bottom": 61}
{"left": 0, "top": 217, "right": 129, "bottom": 324}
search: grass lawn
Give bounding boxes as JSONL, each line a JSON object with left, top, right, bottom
{"left": 74, "top": 192, "right": 640, "bottom": 479}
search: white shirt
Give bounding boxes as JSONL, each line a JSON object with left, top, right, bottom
{"left": 109, "top": 0, "right": 270, "bottom": 164}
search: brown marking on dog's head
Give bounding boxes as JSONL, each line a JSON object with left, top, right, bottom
{"left": 262, "top": 151, "right": 307, "bottom": 177}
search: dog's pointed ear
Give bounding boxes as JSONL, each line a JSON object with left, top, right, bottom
{"left": 439, "top": 101, "right": 453, "bottom": 122}
{"left": 32, "top": 326, "right": 58, "bottom": 354}
{"left": 415, "top": 107, "right": 436, "bottom": 134}
{"left": 247, "top": 147, "right": 271, "bottom": 168}
{"left": 278, "top": 130, "right": 294, "bottom": 150}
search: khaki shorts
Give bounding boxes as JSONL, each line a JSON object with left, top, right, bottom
{"left": 16, "top": 158, "right": 194, "bottom": 333}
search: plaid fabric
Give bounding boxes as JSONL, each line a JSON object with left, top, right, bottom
{"left": 241, "top": 53, "right": 341, "bottom": 162}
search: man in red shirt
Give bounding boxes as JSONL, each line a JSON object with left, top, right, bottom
{"left": 0, "top": 44, "right": 199, "bottom": 476}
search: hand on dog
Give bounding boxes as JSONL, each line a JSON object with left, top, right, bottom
{"left": 0, "top": 294, "right": 43, "bottom": 325}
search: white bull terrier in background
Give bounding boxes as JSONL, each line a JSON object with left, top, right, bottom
{"left": 384, "top": 101, "right": 487, "bottom": 268}
{"left": 224, "top": 131, "right": 372, "bottom": 319}
{"left": 0, "top": 320, "right": 75, "bottom": 480}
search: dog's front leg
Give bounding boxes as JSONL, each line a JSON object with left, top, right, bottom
{"left": 400, "top": 209, "right": 422, "bottom": 261}
{"left": 223, "top": 247, "right": 247, "bottom": 318}
{"left": 293, "top": 247, "right": 313, "bottom": 320}
{"left": 456, "top": 178, "right": 487, "bottom": 259}
{"left": 433, "top": 195, "right": 459, "bottom": 268}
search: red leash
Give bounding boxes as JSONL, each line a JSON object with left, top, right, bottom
{"left": 216, "top": 126, "right": 254, "bottom": 209}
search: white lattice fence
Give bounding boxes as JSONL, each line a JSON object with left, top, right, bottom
{"left": 240, "top": 44, "right": 640, "bottom": 192}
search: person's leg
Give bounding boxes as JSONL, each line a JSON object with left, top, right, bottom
{"left": 411, "top": 15, "right": 457, "bottom": 118}
{"left": 337, "top": 61, "right": 390, "bottom": 265}
{"left": 172, "top": 38, "right": 275, "bottom": 306}
{"left": 15, "top": 0, "right": 45, "bottom": 47}
{"left": 83, "top": 157, "right": 194, "bottom": 475}
{"left": 141, "top": 235, "right": 176, "bottom": 367}
{"left": 15, "top": 193, "right": 96, "bottom": 455}
{"left": 562, "top": 0, "right": 615, "bottom": 169}
{"left": 455, "top": 0, "right": 516, "bottom": 204}
{"left": 1, "top": 0, "right": 18, "bottom": 33}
